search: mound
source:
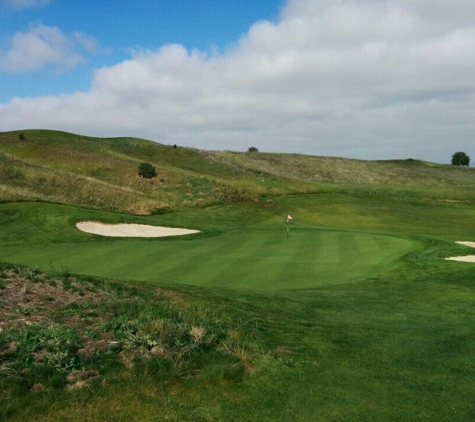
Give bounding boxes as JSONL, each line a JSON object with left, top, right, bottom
{"left": 76, "top": 222, "right": 199, "bottom": 238}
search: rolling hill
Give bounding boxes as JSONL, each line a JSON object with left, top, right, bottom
{"left": 1, "top": 129, "right": 474, "bottom": 215}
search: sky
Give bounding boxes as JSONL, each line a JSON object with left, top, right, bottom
{"left": 1, "top": 0, "right": 474, "bottom": 163}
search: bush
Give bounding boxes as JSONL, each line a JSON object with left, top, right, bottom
{"left": 18, "top": 133, "right": 25, "bottom": 141}
{"left": 248, "top": 146, "right": 259, "bottom": 153}
{"left": 451, "top": 151, "right": 470, "bottom": 166}
{"left": 138, "top": 162, "right": 157, "bottom": 179}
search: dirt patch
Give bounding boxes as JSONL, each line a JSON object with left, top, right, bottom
{"left": 0, "top": 270, "right": 108, "bottom": 331}
{"left": 76, "top": 221, "right": 200, "bottom": 238}
{"left": 0, "top": 268, "right": 122, "bottom": 389}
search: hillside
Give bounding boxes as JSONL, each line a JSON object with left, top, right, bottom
{"left": 1, "top": 129, "right": 474, "bottom": 214}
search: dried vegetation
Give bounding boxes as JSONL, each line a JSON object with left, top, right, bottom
{"left": 0, "top": 265, "right": 264, "bottom": 394}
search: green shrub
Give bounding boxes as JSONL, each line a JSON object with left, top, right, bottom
{"left": 138, "top": 162, "right": 157, "bottom": 179}
{"left": 451, "top": 151, "right": 470, "bottom": 166}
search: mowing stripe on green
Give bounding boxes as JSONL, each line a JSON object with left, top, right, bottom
{"left": 0, "top": 226, "right": 417, "bottom": 290}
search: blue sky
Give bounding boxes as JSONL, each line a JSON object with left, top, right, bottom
{"left": 1, "top": 0, "right": 475, "bottom": 162}
{"left": 0, "top": 0, "right": 281, "bottom": 100}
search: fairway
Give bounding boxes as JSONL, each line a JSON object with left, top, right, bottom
{"left": 0, "top": 220, "right": 416, "bottom": 290}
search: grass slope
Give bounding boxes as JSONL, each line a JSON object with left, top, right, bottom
{"left": 2, "top": 129, "right": 475, "bottom": 420}
{"left": 209, "top": 151, "right": 475, "bottom": 199}
{"left": 0, "top": 130, "right": 271, "bottom": 213}
{"left": 2, "top": 129, "right": 475, "bottom": 215}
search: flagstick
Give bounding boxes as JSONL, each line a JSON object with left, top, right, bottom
{"left": 287, "top": 218, "right": 289, "bottom": 239}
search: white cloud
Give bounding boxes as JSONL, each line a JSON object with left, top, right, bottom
{"left": 1, "top": 0, "right": 475, "bottom": 162}
{"left": 0, "top": 24, "right": 98, "bottom": 73}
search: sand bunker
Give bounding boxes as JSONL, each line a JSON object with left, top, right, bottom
{"left": 76, "top": 222, "right": 200, "bottom": 238}
{"left": 455, "top": 241, "right": 475, "bottom": 248}
{"left": 446, "top": 255, "right": 475, "bottom": 263}
{"left": 446, "top": 241, "right": 475, "bottom": 263}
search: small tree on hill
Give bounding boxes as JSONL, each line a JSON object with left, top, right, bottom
{"left": 451, "top": 151, "right": 470, "bottom": 166}
{"left": 248, "top": 146, "right": 259, "bottom": 153}
{"left": 138, "top": 162, "right": 157, "bottom": 179}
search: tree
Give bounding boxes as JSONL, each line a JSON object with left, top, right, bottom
{"left": 248, "top": 146, "right": 259, "bottom": 153}
{"left": 138, "top": 162, "right": 157, "bottom": 179}
{"left": 451, "top": 151, "right": 470, "bottom": 166}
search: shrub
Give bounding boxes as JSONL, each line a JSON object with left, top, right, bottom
{"left": 18, "top": 133, "right": 25, "bottom": 141}
{"left": 451, "top": 151, "right": 470, "bottom": 166}
{"left": 248, "top": 146, "right": 259, "bottom": 153}
{"left": 138, "top": 162, "right": 157, "bottom": 179}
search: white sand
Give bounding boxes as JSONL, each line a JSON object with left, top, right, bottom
{"left": 446, "top": 241, "right": 475, "bottom": 263}
{"left": 76, "top": 222, "right": 199, "bottom": 238}
{"left": 446, "top": 255, "right": 475, "bottom": 263}
{"left": 455, "top": 241, "right": 475, "bottom": 248}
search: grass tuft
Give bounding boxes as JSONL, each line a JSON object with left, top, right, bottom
{"left": 0, "top": 265, "right": 266, "bottom": 417}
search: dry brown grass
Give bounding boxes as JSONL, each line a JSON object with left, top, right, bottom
{"left": 2, "top": 129, "right": 475, "bottom": 214}
{"left": 208, "top": 151, "right": 475, "bottom": 188}
{"left": 0, "top": 269, "right": 108, "bottom": 331}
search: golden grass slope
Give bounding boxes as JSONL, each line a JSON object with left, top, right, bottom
{"left": 1, "top": 129, "right": 475, "bottom": 214}
{"left": 208, "top": 151, "right": 475, "bottom": 187}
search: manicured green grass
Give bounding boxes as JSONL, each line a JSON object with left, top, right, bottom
{"left": 277, "top": 193, "right": 475, "bottom": 239}
{"left": 3, "top": 191, "right": 475, "bottom": 294}
{"left": 0, "top": 202, "right": 417, "bottom": 290}
{"left": 0, "top": 226, "right": 416, "bottom": 290}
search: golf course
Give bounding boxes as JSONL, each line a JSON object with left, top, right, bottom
{"left": 1, "top": 130, "right": 475, "bottom": 421}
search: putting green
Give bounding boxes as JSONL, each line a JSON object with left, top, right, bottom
{"left": 0, "top": 223, "right": 417, "bottom": 290}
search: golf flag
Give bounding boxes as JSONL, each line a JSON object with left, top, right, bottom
{"left": 286, "top": 215, "right": 293, "bottom": 237}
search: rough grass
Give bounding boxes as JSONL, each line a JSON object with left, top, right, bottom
{"left": 0, "top": 264, "right": 264, "bottom": 420}
{"left": 213, "top": 151, "right": 475, "bottom": 189}
{"left": 0, "top": 130, "right": 269, "bottom": 213}
{"left": 2, "top": 130, "right": 475, "bottom": 215}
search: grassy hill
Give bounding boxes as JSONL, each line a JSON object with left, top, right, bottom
{"left": 1, "top": 129, "right": 474, "bottom": 214}
{"left": 2, "top": 129, "right": 475, "bottom": 421}
{"left": 0, "top": 129, "right": 277, "bottom": 213}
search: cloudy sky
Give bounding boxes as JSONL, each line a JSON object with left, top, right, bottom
{"left": 1, "top": 0, "right": 474, "bottom": 163}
